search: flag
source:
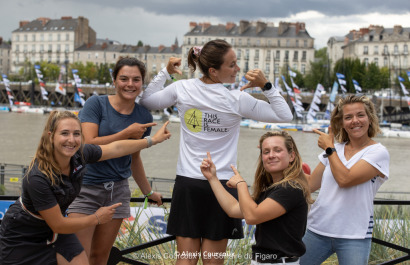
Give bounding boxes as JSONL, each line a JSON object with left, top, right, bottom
{"left": 72, "top": 69, "right": 86, "bottom": 106}
{"left": 2, "top": 74, "right": 14, "bottom": 107}
{"left": 55, "top": 65, "right": 66, "bottom": 95}
{"left": 288, "top": 69, "right": 297, "bottom": 77}
{"left": 352, "top": 79, "right": 362, "bottom": 93}
{"left": 274, "top": 77, "right": 283, "bottom": 93}
{"left": 329, "top": 81, "right": 339, "bottom": 103}
{"left": 34, "top": 65, "right": 48, "bottom": 100}
{"left": 398, "top": 76, "right": 406, "bottom": 82}
{"left": 307, "top": 83, "right": 324, "bottom": 121}
{"left": 109, "top": 68, "right": 114, "bottom": 83}
{"left": 407, "top": 70, "right": 410, "bottom": 81}
{"left": 336, "top": 73, "right": 345, "bottom": 79}
{"left": 282, "top": 75, "right": 304, "bottom": 119}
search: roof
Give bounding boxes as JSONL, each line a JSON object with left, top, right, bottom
{"left": 13, "top": 17, "right": 83, "bottom": 33}
{"left": 75, "top": 43, "right": 182, "bottom": 54}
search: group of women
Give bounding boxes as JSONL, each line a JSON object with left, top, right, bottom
{"left": 0, "top": 39, "right": 389, "bottom": 265}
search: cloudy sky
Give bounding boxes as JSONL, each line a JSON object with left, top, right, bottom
{"left": 1, "top": 0, "right": 410, "bottom": 49}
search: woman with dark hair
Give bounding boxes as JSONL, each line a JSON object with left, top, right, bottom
{"left": 67, "top": 56, "right": 163, "bottom": 265}
{"left": 0, "top": 111, "right": 171, "bottom": 265}
{"left": 201, "top": 130, "right": 312, "bottom": 265}
{"left": 140, "top": 39, "right": 293, "bottom": 264}
{"left": 301, "top": 95, "right": 390, "bottom": 265}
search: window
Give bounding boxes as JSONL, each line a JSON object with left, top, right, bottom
{"left": 239, "top": 39, "right": 242, "bottom": 46}
{"left": 363, "top": 46, "right": 368, "bottom": 55}
{"left": 244, "top": 61, "right": 249, "bottom": 72}
{"left": 296, "top": 40, "right": 299, "bottom": 47}
{"left": 256, "top": 40, "right": 260, "bottom": 46}
{"left": 255, "top": 49, "right": 259, "bottom": 59}
{"left": 302, "top": 51, "right": 307, "bottom": 60}
{"left": 286, "top": 40, "right": 290, "bottom": 47}
{"left": 247, "top": 39, "right": 250, "bottom": 46}
{"left": 304, "top": 40, "right": 307, "bottom": 48}
{"left": 57, "top": 34, "right": 61, "bottom": 41}
{"left": 188, "top": 38, "right": 191, "bottom": 45}
{"left": 88, "top": 53, "right": 91, "bottom": 59}
{"left": 49, "top": 34, "right": 52, "bottom": 41}
{"left": 153, "top": 64, "right": 157, "bottom": 71}
{"left": 384, "top": 45, "right": 388, "bottom": 54}
{"left": 394, "top": 45, "right": 398, "bottom": 54}
{"left": 48, "top": 44, "right": 52, "bottom": 52}
{"left": 265, "top": 63, "right": 270, "bottom": 73}
{"left": 32, "top": 45, "right": 35, "bottom": 52}
{"left": 384, "top": 57, "right": 388, "bottom": 67}
{"left": 113, "top": 54, "right": 116, "bottom": 59}
{"left": 404, "top": 45, "right": 408, "bottom": 54}
{"left": 57, "top": 44, "right": 61, "bottom": 52}
{"left": 274, "top": 63, "right": 279, "bottom": 74}
{"left": 24, "top": 34, "right": 27, "bottom": 41}
{"left": 194, "top": 38, "right": 197, "bottom": 44}
{"left": 364, "top": 58, "right": 369, "bottom": 66}
{"left": 293, "top": 51, "right": 298, "bottom": 60}
{"left": 374, "top": 46, "right": 378, "bottom": 55}
{"left": 374, "top": 58, "right": 378, "bottom": 66}
{"left": 40, "top": 44, "right": 44, "bottom": 52}
{"left": 404, "top": 57, "right": 408, "bottom": 68}
{"left": 276, "top": 50, "right": 280, "bottom": 60}
{"left": 237, "top": 49, "right": 242, "bottom": 59}
{"left": 15, "top": 35, "right": 19, "bottom": 41}
{"left": 277, "top": 40, "right": 280, "bottom": 47}
{"left": 301, "top": 64, "right": 306, "bottom": 74}
{"left": 66, "top": 34, "right": 69, "bottom": 41}
{"left": 23, "top": 45, "right": 27, "bottom": 52}
{"left": 245, "top": 49, "right": 249, "bottom": 60}
{"left": 32, "top": 34, "right": 36, "bottom": 41}
{"left": 16, "top": 44, "right": 19, "bottom": 51}
{"left": 40, "top": 34, "right": 44, "bottom": 41}
{"left": 285, "top": 50, "right": 289, "bottom": 61}
{"left": 266, "top": 50, "right": 271, "bottom": 59}
{"left": 65, "top": 44, "right": 69, "bottom": 52}
{"left": 254, "top": 62, "right": 259, "bottom": 69}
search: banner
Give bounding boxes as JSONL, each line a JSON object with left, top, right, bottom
{"left": 34, "top": 65, "right": 49, "bottom": 100}
{"left": 1, "top": 74, "right": 14, "bottom": 107}
{"left": 72, "top": 69, "right": 86, "bottom": 106}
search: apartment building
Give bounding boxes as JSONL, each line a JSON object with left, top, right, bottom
{"left": 11, "top": 16, "right": 96, "bottom": 73}
{"left": 74, "top": 39, "right": 182, "bottom": 80}
{"left": 328, "top": 25, "right": 410, "bottom": 79}
{"left": 0, "top": 37, "right": 11, "bottom": 75}
{"left": 182, "top": 20, "right": 315, "bottom": 82}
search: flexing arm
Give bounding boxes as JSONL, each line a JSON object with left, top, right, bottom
{"left": 39, "top": 203, "right": 121, "bottom": 234}
{"left": 98, "top": 122, "right": 171, "bottom": 161}
{"left": 238, "top": 69, "right": 292, "bottom": 122}
{"left": 140, "top": 58, "right": 181, "bottom": 110}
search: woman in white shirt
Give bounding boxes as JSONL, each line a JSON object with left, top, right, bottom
{"left": 140, "top": 39, "right": 292, "bottom": 264}
{"left": 301, "top": 95, "right": 390, "bottom": 265}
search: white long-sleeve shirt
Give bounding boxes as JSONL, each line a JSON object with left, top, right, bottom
{"left": 140, "top": 68, "right": 293, "bottom": 180}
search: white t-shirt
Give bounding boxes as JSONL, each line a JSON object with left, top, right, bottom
{"left": 307, "top": 142, "right": 390, "bottom": 239}
{"left": 140, "top": 68, "right": 293, "bottom": 180}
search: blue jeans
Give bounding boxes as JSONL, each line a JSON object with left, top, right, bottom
{"left": 300, "top": 229, "right": 371, "bottom": 265}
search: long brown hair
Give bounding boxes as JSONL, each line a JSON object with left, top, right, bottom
{"left": 252, "top": 131, "right": 313, "bottom": 204}
{"left": 331, "top": 94, "right": 380, "bottom": 143}
{"left": 27, "top": 111, "right": 83, "bottom": 186}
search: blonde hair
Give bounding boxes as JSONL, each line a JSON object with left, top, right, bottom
{"left": 252, "top": 131, "right": 313, "bottom": 204}
{"left": 331, "top": 94, "right": 381, "bottom": 143}
{"left": 27, "top": 111, "right": 83, "bottom": 186}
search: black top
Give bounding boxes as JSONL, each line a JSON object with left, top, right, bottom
{"left": 252, "top": 183, "right": 308, "bottom": 258}
{"left": 21, "top": 144, "right": 102, "bottom": 216}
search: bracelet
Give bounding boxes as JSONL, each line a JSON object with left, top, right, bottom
{"left": 144, "top": 136, "right": 153, "bottom": 148}
{"left": 144, "top": 190, "right": 154, "bottom": 209}
{"left": 94, "top": 213, "right": 101, "bottom": 225}
{"left": 236, "top": 180, "right": 247, "bottom": 188}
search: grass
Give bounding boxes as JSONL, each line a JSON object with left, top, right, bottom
{"left": 115, "top": 190, "right": 409, "bottom": 265}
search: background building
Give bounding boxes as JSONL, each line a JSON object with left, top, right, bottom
{"left": 0, "top": 37, "right": 11, "bottom": 75}
{"left": 328, "top": 25, "right": 410, "bottom": 81}
{"left": 11, "top": 16, "right": 96, "bottom": 73}
{"left": 182, "top": 20, "right": 315, "bottom": 83}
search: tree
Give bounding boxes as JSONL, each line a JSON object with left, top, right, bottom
{"left": 304, "top": 47, "right": 331, "bottom": 91}
{"left": 137, "top": 40, "right": 143, "bottom": 47}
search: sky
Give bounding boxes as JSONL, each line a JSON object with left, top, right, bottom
{"left": 1, "top": 0, "right": 410, "bottom": 49}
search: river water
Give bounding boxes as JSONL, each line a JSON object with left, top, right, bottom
{"left": 0, "top": 112, "right": 409, "bottom": 200}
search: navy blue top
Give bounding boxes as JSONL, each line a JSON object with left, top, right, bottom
{"left": 79, "top": 95, "right": 153, "bottom": 184}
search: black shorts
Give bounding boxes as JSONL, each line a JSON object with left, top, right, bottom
{"left": 0, "top": 202, "right": 83, "bottom": 265}
{"left": 166, "top": 175, "right": 244, "bottom": 240}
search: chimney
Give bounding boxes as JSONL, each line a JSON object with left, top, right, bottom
{"left": 101, "top": 42, "right": 107, "bottom": 50}
{"left": 87, "top": 43, "right": 93, "bottom": 48}
{"left": 159, "top": 45, "right": 165, "bottom": 52}
{"left": 393, "top": 25, "right": 403, "bottom": 34}
{"left": 256, "top": 21, "right": 267, "bottom": 34}
{"left": 278, "top": 22, "right": 290, "bottom": 35}
{"left": 0, "top": 37, "right": 2, "bottom": 45}
{"left": 295, "top": 22, "right": 305, "bottom": 35}
{"left": 189, "top": 22, "right": 197, "bottom": 31}
{"left": 359, "top": 27, "right": 369, "bottom": 35}
{"left": 202, "top": 22, "right": 211, "bottom": 32}
{"left": 226, "top": 22, "right": 235, "bottom": 31}
{"left": 37, "top": 17, "right": 50, "bottom": 26}
{"left": 61, "top": 16, "right": 72, "bottom": 20}
{"left": 239, "top": 20, "right": 250, "bottom": 34}
{"left": 19, "top": 20, "right": 29, "bottom": 28}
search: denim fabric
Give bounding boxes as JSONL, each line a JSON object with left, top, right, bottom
{"left": 300, "top": 229, "right": 371, "bottom": 265}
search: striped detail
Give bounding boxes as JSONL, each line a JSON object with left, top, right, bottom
{"left": 366, "top": 215, "right": 374, "bottom": 238}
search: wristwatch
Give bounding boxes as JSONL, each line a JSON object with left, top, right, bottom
{"left": 323, "top": 147, "right": 336, "bottom": 158}
{"left": 262, "top": 82, "right": 272, "bottom": 91}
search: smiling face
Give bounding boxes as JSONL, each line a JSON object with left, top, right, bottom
{"left": 114, "top": 65, "right": 143, "bottom": 101}
{"left": 261, "top": 136, "right": 295, "bottom": 179}
{"left": 52, "top": 118, "right": 82, "bottom": 162}
{"left": 211, "top": 48, "right": 240, "bottom": 84}
{"left": 342, "top": 102, "right": 370, "bottom": 140}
